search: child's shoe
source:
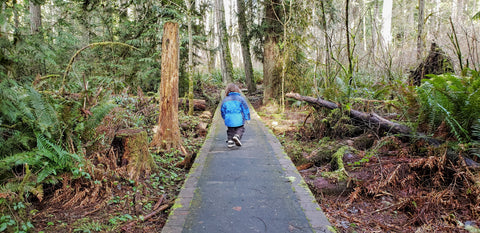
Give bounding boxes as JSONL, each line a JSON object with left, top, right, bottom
{"left": 227, "top": 140, "right": 235, "bottom": 148}
{"left": 232, "top": 135, "right": 242, "bottom": 146}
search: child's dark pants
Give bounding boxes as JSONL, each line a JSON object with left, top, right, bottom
{"left": 227, "top": 125, "right": 245, "bottom": 141}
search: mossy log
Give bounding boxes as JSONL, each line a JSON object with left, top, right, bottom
{"left": 116, "top": 129, "right": 155, "bottom": 181}
{"left": 286, "top": 92, "right": 412, "bottom": 136}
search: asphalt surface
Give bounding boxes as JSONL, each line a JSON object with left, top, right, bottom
{"left": 162, "top": 101, "right": 332, "bottom": 233}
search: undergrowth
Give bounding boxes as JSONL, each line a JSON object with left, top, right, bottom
{"left": 416, "top": 71, "right": 480, "bottom": 142}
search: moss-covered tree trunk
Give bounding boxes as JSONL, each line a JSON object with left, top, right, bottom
{"left": 29, "top": 0, "right": 42, "bottom": 34}
{"left": 187, "top": 0, "right": 194, "bottom": 116}
{"left": 117, "top": 129, "right": 154, "bottom": 181}
{"left": 263, "top": 0, "right": 282, "bottom": 104}
{"left": 237, "top": 0, "right": 256, "bottom": 94}
{"left": 150, "top": 22, "right": 185, "bottom": 153}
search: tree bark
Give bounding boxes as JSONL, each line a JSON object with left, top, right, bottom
{"left": 237, "top": 0, "right": 256, "bottom": 94}
{"left": 319, "top": 0, "right": 332, "bottom": 89}
{"left": 417, "top": 0, "right": 425, "bottom": 61}
{"left": 263, "top": 0, "right": 282, "bottom": 104}
{"left": 186, "top": 0, "right": 194, "bottom": 116}
{"left": 150, "top": 22, "right": 185, "bottom": 153}
{"left": 215, "top": 0, "right": 233, "bottom": 84}
{"left": 286, "top": 92, "right": 412, "bottom": 135}
{"left": 29, "top": 0, "right": 42, "bottom": 34}
{"left": 381, "top": 0, "right": 392, "bottom": 47}
{"left": 345, "top": 0, "right": 354, "bottom": 89}
{"left": 116, "top": 129, "right": 154, "bottom": 181}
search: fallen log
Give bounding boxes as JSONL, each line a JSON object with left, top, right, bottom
{"left": 286, "top": 92, "right": 412, "bottom": 135}
{"left": 178, "top": 98, "right": 207, "bottom": 111}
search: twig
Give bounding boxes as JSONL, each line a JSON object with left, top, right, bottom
{"left": 121, "top": 195, "right": 170, "bottom": 231}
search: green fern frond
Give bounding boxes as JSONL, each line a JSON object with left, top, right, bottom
{"left": 417, "top": 73, "right": 480, "bottom": 142}
{"left": 84, "top": 101, "right": 117, "bottom": 131}
{"left": 473, "top": 11, "right": 480, "bottom": 20}
{"left": 34, "top": 134, "right": 84, "bottom": 183}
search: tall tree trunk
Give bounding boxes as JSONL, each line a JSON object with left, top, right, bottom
{"left": 346, "top": 0, "right": 354, "bottom": 91}
{"left": 215, "top": 0, "right": 233, "bottom": 84}
{"left": 29, "top": 0, "right": 42, "bottom": 34}
{"left": 417, "top": 0, "right": 425, "bottom": 61}
{"left": 263, "top": 0, "right": 282, "bottom": 104}
{"left": 381, "top": 0, "right": 392, "bottom": 48}
{"left": 279, "top": 0, "right": 292, "bottom": 112}
{"left": 186, "top": 0, "right": 194, "bottom": 116}
{"left": 360, "top": 0, "right": 367, "bottom": 52}
{"left": 319, "top": 0, "right": 332, "bottom": 89}
{"left": 237, "top": 0, "right": 256, "bottom": 93}
{"left": 206, "top": 7, "right": 216, "bottom": 74}
{"left": 151, "top": 22, "right": 185, "bottom": 154}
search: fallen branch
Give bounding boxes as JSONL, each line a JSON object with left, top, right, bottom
{"left": 121, "top": 195, "right": 171, "bottom": 231}
{"left": 286, "top": 92, "right": 412, "bottom": 135}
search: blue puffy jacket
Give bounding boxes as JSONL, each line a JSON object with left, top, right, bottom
{"left": 221, "top": 92, "right": 251, "bottom": 127}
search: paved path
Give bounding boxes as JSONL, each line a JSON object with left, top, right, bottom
{"left": 162, "top": 101, "right": 331, "bottom": 233}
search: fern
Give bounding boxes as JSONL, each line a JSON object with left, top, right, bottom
{"left": 416, "top": 72, "right": 480, "bottom": 142}
{"left": 35, "top": 134, "right": 83, "bottom": 183}
{"left": 0, "top": 80, "right": 61, "bottom": 157}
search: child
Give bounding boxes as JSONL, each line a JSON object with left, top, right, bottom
{"left": 221, "top": 83, "right": 251, "bottom": 148}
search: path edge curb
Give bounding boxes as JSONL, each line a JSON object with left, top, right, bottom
{"left": 161, "top": 101, "right": 223, "bottom": 233}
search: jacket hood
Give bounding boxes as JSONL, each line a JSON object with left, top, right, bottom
{"left": 228, "top": 92, "right": 241, "bottom": 96}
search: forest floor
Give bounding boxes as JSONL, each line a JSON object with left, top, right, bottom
{"left": 250, "top": 94, "right": 480, "bottom": 233}
{"left": 30, "top": 88, "right": 220, "bottom": 232}
{"left": 30, "top": 86, "right": 479, "bottom": 233}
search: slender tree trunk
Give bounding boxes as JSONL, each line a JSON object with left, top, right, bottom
{"left": 237, "top": 0, "right": 256, "bottom": 93}
{"left": 360, "top": 0, "right": 367, "bottom": 52}
{"left": 186, "top": 0, "right": 194, "bottom": 116}
{"left": 215, "top": 0, "right": 233, "bottom": 84}
{"left": 417, "top": 0, "right": 425, "bottom": 61}
{"left": 319, "top": 0, "right": 332, "bottom": 89}
{"left": 345, "top": 0, "right": 354, "bottom": 100}
{"left": 263, "top": 0, "right": 282, "bottom": 104}
{"left": 207, "top": 8, "right": 216, "bottom": 74}
{"left": 29, "top": 0, "right": 42, "bottom": 34}
{"left": 381, "top": 0, "right": 392, "bottom": 48}
{"left": 371, "top": 0, "right": 379, "bottom": 56}
{"left": 151, "top": 22, "right": 185, "bottom": 154}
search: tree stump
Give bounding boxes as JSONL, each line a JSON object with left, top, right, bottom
{"left": 409, "top": 43, "right": 454, "bottom": 86}
{"left": 115, "top": 129, "right": 155, "bottom": 181}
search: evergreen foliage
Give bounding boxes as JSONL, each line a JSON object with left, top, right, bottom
{"left": 0, "top": 80, "right": 60, "bottom": 157}
{"left": 416, "top": 71, "right": 480, "bottom": 142}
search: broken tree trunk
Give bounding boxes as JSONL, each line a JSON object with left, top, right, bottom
{"left": 115, "top": 129, "right": 155, "bottom": 181}
{"left": 409, "top": 43, "right": 454, "bottom": 86}
{"left": 286, "top": 93, "right": 412, "bottom": 135}
{"left": 150, "top": 22, "right": 186, "bottom": 154}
